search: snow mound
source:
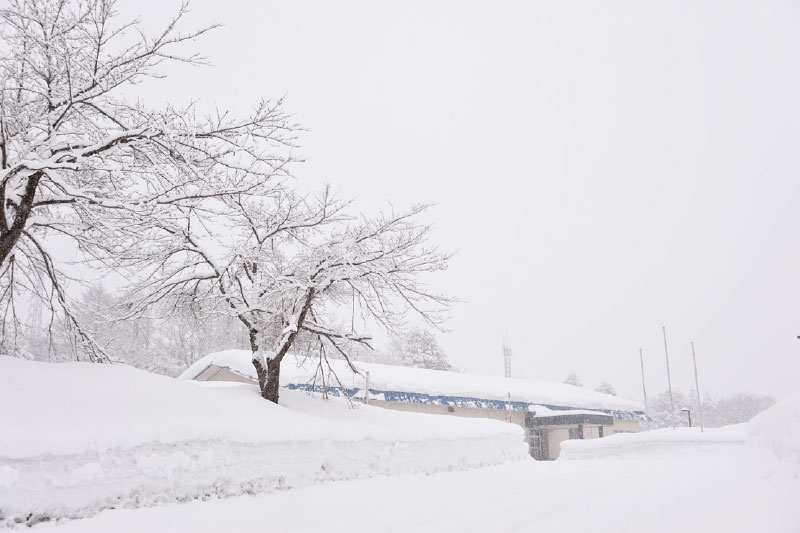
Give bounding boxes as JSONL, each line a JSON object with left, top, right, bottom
{"left": 0, "top": 357, "right": 527, "bottom": 525}
{"left": 559, "top": 425, "right": 747, "bottom": 460}
{"left": 748, "top": 393, "right": 800, "bottom": 473}
{"left": 181, "top": 349, "right": 645, "bottom": 415}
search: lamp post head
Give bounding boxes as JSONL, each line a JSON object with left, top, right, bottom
{"left": 680, "top": 408, "right": 693, "bottom": 427}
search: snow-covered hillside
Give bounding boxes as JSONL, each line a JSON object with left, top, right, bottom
{"left": 0, "top": 357, "right": 526, "bottom": 525}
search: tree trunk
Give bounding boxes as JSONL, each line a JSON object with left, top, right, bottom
{"left": 264, "top": 358, "right": 281, "bottom": 403}
{"left": 250, "top": 355, "right": 282, "bottom": 403}
{"left": 252, "top": 356, "right": 268, "bottom": 396}
{"left": 249, "top": 327, "right": 282, "bottom": 403}
{"left": 248, "top": 288, "right": 317, "bottom": 404}
{"left": 0, "top": 171, "right": 42, "bottom": 266}
{"left": 249, "top": 328, "right": 268, "bottom": 398}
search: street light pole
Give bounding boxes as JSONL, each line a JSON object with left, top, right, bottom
{"left": 639, "top": 348, "right": 648, "bottom": 410}
{"left": 691, "top": 342, "right": 704, "bottom": 432}
{"left": 663, "top": 326, "right": 674, "bottom": 411}
{"left": 639, "top": 348, "right": 649, "bottom": 430}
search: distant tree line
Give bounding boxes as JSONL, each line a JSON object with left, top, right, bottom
{"left": 560, "top": 374, "right": 774, "bottom": 428}
{"left": 647, "top": 389, "right": 775, "bottom": 429}
{"left": 17, "top": 284, "right": 249, "bottom": 377}
{"left": 17, "top": 285, "right": 453, "bottom": 379}
{"left": 562, "top": 373, "right": 617, "bottom": 396}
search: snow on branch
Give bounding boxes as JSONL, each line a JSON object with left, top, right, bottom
{"left": 0, "top": 0, "right": 296, "bottom": 359}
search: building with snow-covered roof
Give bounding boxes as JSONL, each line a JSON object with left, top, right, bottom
{"left": 180, "top": 350, "right": 647, "bottom": 460}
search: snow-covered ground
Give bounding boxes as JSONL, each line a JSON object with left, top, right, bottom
{"left": 3, "top": 356, "right": 798, "bottom": 531}
{"left": 0, "top": 357, "right": 526, "bottom": 526}
{"left": 559, "top": 424, "right": 747, "bottom": 459}
{"left": 32, "top": 425, "right": 800, "bottom": 533}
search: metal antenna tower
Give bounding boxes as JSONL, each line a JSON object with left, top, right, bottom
{"left": 503, "top": 333, "right": 512, "bottom": 378}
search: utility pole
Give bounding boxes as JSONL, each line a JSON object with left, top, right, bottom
{"left": 691, "top": 342, "right": 704, "bottom": 432}
{"left": 639, "top": 348, "right": 650, "bottom": 431}
{"left": 662, "top": 326, "right": 674, "bottom": 411}
{"left": 639, "top": 348, "right": 648, "bottom": 411}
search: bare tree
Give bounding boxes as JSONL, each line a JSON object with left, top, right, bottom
{"left": 125, "top": 190, "right": 451, "bottom": 403}
{"left": 0, "top": 0, "right": 451, "bottom": 400}
{"left": 66, "top": 283, "right": 249, "bottom": 374}
{"left": 389, "top": 327, "right": 451, "bottom": 371}
{"left": 0, "top": 0, "right": 295, "bottom": 360}
{"left": 595, "top": 381, "right": 617, "bottom": 396}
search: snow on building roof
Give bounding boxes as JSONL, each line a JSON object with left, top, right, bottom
{"left": 181, "top": 350, "right": 646, "bottom": 421}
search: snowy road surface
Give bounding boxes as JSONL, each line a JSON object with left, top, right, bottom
{"left": 36, "top": 441, "right": 799, "bottom": 533}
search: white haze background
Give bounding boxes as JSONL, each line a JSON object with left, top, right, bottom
{"left": 112, "top": 0, "right": 800, "bottom": 402}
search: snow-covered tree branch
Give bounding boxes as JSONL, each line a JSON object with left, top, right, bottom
{"left": 0, "top": 0, "right": 296, "bottom": 359}
{"left": 388, "top": 328, "right": 451, "bottom": 371}
{"left": 124, "top": 190, "right": 452, "bottom": 403}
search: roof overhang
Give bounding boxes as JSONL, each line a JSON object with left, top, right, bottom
{"left": 525, "top": 412, "right": 614, "bottom": 428}
{"left": 192, "top": 363, "right": 647, "bottom": 422}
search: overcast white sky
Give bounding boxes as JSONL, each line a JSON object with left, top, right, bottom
{"left": 120, "top": 0, "right": 800, "bottom": 402}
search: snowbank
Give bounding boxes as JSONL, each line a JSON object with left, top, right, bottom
{"left": 748, "top": 393, "right": 800, "bottom": 473}
{"left": 562, "top": 394, "right": 800, "bottom": 467}
{"left": 559, "top": 425, "right": 747, "bottom": 460}
{"left": 30, "top": 445, "right": 800, "bottom": 533}
{"left": 181, "top": 349, "right": 645, "bottom": 415}
{"left": 0, "top": 357, "right": 527, "bottom": 525}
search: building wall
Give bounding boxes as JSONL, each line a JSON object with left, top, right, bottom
{"left": 368, "top": 400, "right": 603, "bottom": 462}
{"left": 196, "top": 366, "right": 257, "bottom": 385}
{"left": 366, "top": 398, "right": 526, "bottom": 426}
{"left": 193, "top": 364, "right": 642, "bottom": 461}
{"left": 546, "top": 428, "right": 570, "bottom": 459}
{"left": 612, "top": 418, "right": 641, "bottom": 433}
{"left": 533, "top": 424, "right": 618, "bottom": 460}
{"left": 583, "top": 426, "right": 600, "bottom": 440}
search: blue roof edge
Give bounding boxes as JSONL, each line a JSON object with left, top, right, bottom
{"left": 203, "top": 363, "right": 648, "bottom": 422}
{"left": 285, "top": 383, "right": 649, "bottom": 422}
